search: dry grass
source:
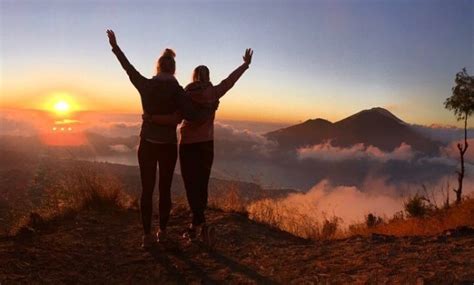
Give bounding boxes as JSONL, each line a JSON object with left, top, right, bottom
{"left": 211, "top": 184, "right": 474, "bottom": 240}
{"left": 247, "top": 198, "right": 342, "bottom": 240}
{"left": 208, "top": 183, "right": 247, "bottom": 213}
{"left": 8, "top": 160, "right": 135, "bottom": 236}
{"left": 6, "top": 158, "right": 473, "bottom": 241}
{"left": 210, "top": 189, "right": 342, "bottom": 240}
{"left": 209, "top": 180, "right": 343, "bottom": 240}
{"left": 351, "top": 196, "right": 474, "bottom": 237}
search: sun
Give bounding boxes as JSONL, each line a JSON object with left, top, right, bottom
{"left": 54, "top": 100, "right": 71, "bottom": 114}
{"left": 43, "top": 91, "right": 79, "bottom": 116}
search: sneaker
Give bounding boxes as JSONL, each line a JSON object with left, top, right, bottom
{"left": 182, "top": 224, "right": 196, "bottom": 242}
{"left": 156, "top": 229, "right": 167, "bottom": 243}
{"left": 141, "top": 234, "right": 155, "bottom": 249}
{"left": 201, "top": 224, "right": 216, "bottom": 249}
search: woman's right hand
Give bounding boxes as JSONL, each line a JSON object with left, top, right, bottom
{"left": 243, "top": 48, "right": 253, "bottom": 65}
{"left": 106, "top": 29, "right": 118, "bottom": 48}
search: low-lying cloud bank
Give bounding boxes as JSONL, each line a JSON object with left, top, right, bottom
{"left": 109, "top": 144, "right": 137, "bottom": 153}
{"left": 1, "top": 109, "right": 472, "bottom": 191}
{"left": 86, "top": 122, "right": 141, "bottom": 138}
{"left": 251, "top": 176, "right": 474, "bottom": 227}
{"left": 214, "top": 121, "right": 270, "bottom": 144}
{"left": 0, "top": 109, "right": 45, "bottom": 136}
{"left": 297, "top": 138, "right": 474, "bottom": 167}
{"left": 412, "top": 124, "right": 474, "bottom": 144}
{"left": 297, "top": 142, "right": 414, "bottom": 162}
{"left": 441, "top": 138, "right": 474, "bottom": 164}
{"left": 214, "top": 121, "right": 278, "bottom": 156}
{"left": 280, "top": 178, "right": 405, "bottom": 225}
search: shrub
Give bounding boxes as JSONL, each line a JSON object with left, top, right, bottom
{"left": 321, "top": 216, "right": 341, "bottom": 239}
{"left": 365, "top": 213, "right": 383, "bottom": 228}
{"left": 367, "top": 196, "right": 474, "bottom": 236}
{"left": 404, "top": 194, "right": 432, "bottom": 218}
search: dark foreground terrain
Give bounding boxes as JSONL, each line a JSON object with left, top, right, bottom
{"left": 1, "top": 207, "right": 473, "bottom": 284}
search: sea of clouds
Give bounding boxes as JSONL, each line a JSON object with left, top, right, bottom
{"left": 2, "top": 108, "right": 473, "bottom": 220}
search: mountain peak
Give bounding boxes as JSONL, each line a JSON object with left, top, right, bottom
{"left": 341, "top": 107, "right": 407, "bottom": 125}
{"left": 369, "top": 107, "right": 403, "bottom": 121}
{"left": 303, "top": 118, "right": 332, "bottom": 125}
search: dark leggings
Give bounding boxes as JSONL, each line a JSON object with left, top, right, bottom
{"left": 179, "top": 141, "right": 214, "bottom": 226}
{"left": 138, "top": 139, "right": 177, "bottom": 234}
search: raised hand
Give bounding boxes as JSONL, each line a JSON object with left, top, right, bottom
{"left": 243, "top": 48, "right": 253, "bottom": 65}
{"left": 106, "top": 29, "right": 118, "bottom": 48}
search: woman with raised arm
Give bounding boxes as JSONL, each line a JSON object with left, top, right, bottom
{"left": 147, "top": 49, "right": 253, "bottom": 246}
{"left": 106, "top": 30, "right": 214, "bottom": 249}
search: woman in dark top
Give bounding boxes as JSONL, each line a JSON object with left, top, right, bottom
{"left": 106, "top": 30, "right": 214, "bottom": 248}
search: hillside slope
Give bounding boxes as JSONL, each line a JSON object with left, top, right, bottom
{"left": 1, "top": 207, "right": 473, "bottom": 284}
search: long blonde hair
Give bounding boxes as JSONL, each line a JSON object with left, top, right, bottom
{"left": 156, "top": 48, "right": 176, "bottom": 75}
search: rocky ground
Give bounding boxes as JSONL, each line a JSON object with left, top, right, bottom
{"left": 1, "top": 207, "right": 473, "bottom": 284}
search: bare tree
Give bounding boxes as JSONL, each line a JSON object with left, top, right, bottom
{"left": 444, "top": 68, "right": 474, "bottom": 204}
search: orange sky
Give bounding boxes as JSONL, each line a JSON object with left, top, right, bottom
{"left": 1, "top": 77, "right": 467, "bottom": 127}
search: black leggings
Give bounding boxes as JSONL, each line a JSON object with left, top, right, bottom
{"left": 138, "top": 139, "right": 177, "bottom": 234}
{"left": 179, "top": 141, "right": 214, "bottom": 226}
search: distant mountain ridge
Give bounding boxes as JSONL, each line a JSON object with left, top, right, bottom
{"left": 265, "top": 107, "right": 442, "bottom": 154}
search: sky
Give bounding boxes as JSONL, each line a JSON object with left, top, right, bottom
{"left": 1, "top": 0, "right": 473, "bottom": 125}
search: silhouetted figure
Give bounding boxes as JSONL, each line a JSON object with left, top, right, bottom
{"left": 107, "top": 30, "right": 215, "bottom": 249}
{"left": 149, "top": 48, "right": 253, "bottom": 245}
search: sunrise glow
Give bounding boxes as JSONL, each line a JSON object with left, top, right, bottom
{"left": 54, "top": 100, "right": 70, "bottom": 114}
{"left": 40, "top": 91, "right": 81, "bottom": 117}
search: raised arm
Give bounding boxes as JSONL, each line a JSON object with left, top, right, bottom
{"left": 107, "top": 29, "right": 147, "bottom": 90}
{"left": 212, "top": 48, "right": 253, "bottom": 99}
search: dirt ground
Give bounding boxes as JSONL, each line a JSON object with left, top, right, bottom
{"left": 1, "top": 207, "right": 473, "bottom": 284}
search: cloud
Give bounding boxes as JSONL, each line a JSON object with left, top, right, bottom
{"left": 0, "top": 109, "right": 143, "bottom": 138}
{"left": 86, "top": 122, "right": 141, "bottom": 137}
{"left": 297, "top": 141, "right": 414, "bottom": 162}
{"left": 282, "top": 179, "right": 404, "bottom": 225}
{"left": 214, "top": 121, "right": 278, "bottom": 156}
{"left": 247, "top": 177, "right": 407, "bottom": 229}
{"left": 214, "top": 121, "right": 272, "bottom": 144}
{"left": 412, "top": 124, "right": 474, "bottom": 144}
{"left": 109, "top": 144, "right": 133, "bottom": 153}
{"left": 249, "top": 175, "right": 474, "bottom": 228}
{"left": 0, "top": 116, "right": 37, "bottom": 136}
{"left": 0, "top": 109, "right": 46, "bottom": 135}
{"left": 418, "top": 156, "right": 458, "bottom": 167}
{"left": 440, "top": 138, "right": 474, "bottom": 164}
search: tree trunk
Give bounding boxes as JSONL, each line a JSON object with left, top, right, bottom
{"left": 454, "top": 114, "right": 469, "bottom": 204}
